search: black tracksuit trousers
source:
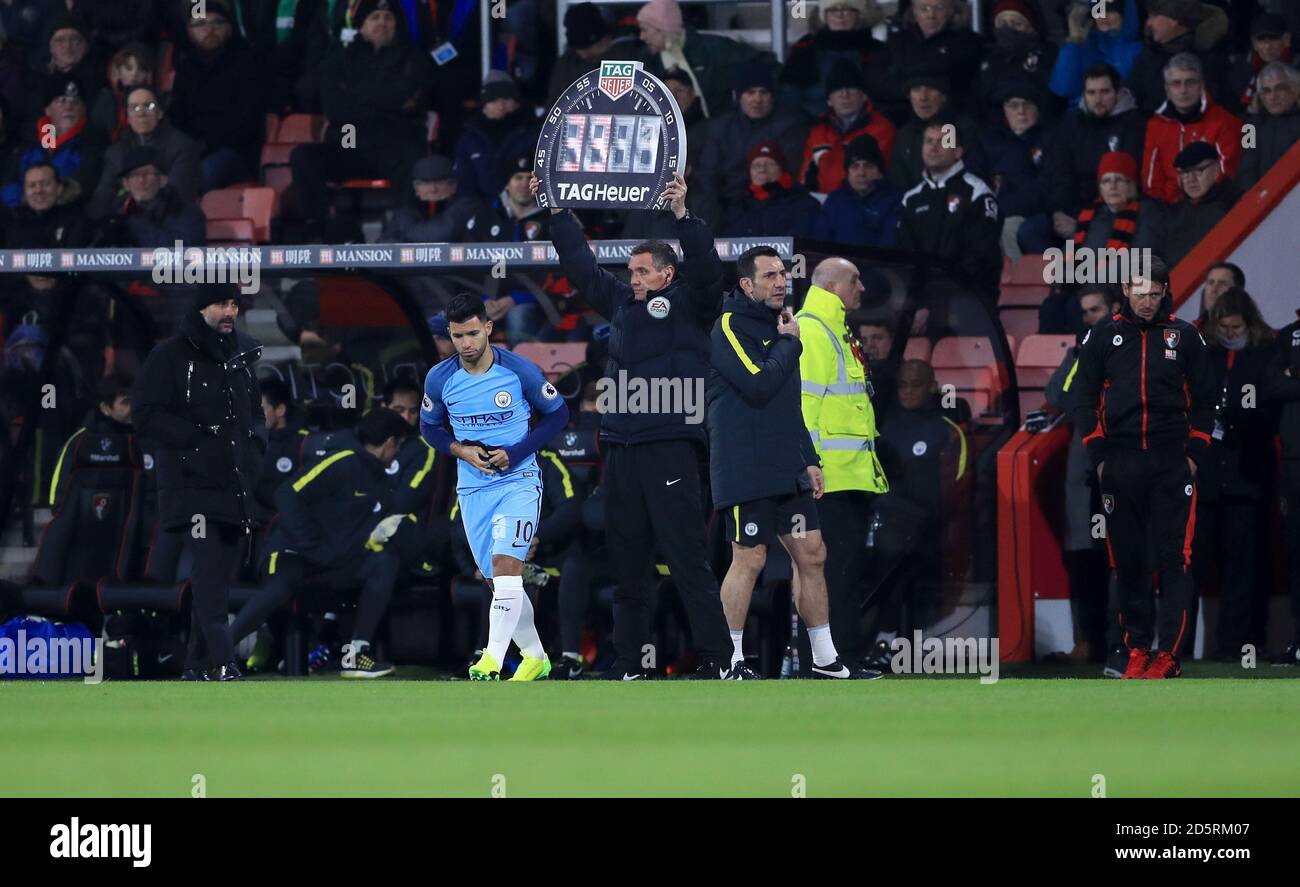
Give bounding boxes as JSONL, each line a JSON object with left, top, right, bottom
{"left": 603, "top": 439, "right": 730, "bottom": 666}
{"left": 185, "top": 522, "right": 244, "bottom": 670}
{"left": 1099, "top": 446, "right": 1198, "bottom": 656}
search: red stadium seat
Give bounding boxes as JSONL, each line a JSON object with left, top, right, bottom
{"left": 999, "top": 307, "right": 1039, "bottom": 344}
{"left": 1015, "top": 334, "right": 1075, "bottom": 388}
{"left": 276, "top": 113, "right": 326, "bottom": 144}
{"left": 201, "top": 186, "right": 276, "bottom": 244}
{"left": 206, "top": 218, "right": 254, "bottom": 246}
{"left": 260, "top": 143, "right": 296, "bottom": 168}
{"left": 999, "top": 252, "right": 1052, "bottom": 307}
{"left": 1019, "top": 390, "right": 1047, "bottom": 417}
{"left": 264, "top": 113, "right": 280, "bottom": 143}
{"left": 931, "top": 336, "right": 1002, "bottom": 369}
{"left": 512, "top": 343, "right": 587, "bottom": 380}
{"left": 902, "top": 337, "right": 932, "bottom": 362}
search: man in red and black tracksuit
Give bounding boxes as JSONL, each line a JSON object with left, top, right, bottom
{"left": 1073, "top": 255, "right": 1217, "bottom": 679}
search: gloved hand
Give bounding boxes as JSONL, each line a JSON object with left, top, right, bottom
{"left": 367, "top": 514, "right": 407, "bottom": 547}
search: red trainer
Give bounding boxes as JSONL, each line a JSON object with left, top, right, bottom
{"left": 1121, "top": 647, "right": 1152, "bottom": 679}
{"left": 1141, "top": 651, "right": 1181, "bottom": 679}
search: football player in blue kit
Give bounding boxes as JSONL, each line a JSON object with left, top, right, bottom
{"left": 420, "top": 294, "right": 570, "bottom": 680}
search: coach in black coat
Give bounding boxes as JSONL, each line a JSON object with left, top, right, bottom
{"left": 132, "top": 287, "right": 264, "bottom": 679}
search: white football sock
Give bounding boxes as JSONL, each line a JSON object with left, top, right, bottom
{"left": 730, "top": 629, "right": 745, "bottom": 664}
{"left": 487, "top": 576, "right": 524, "bottom": 663}
{"left": 808, "top": 623, "right": 838, "bottom": 668}
{"left": 511, "top": 584, "right": 546, "bottom": 660}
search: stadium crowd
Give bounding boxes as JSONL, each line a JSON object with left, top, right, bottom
{"left": 2, "top": 0, "right": 1298, "bottom": 677}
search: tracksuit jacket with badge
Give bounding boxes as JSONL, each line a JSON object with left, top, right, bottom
{"left": 549, "top": 208, "right": 719, "bottom": 448}
{"left": 272, "top": 441, "right": 396, "bottom": 569}
{"left": 1262, "top": 314, "right": 1300, "bottom": 463}
{"left": 707, "top": 289, "right": 818, "bottom": 510}
{"left": 898, "top": 160, "right": 1003, "bottom": 295}
{"left": 1071, "top": 297, "right": 1217, "bottom": 470}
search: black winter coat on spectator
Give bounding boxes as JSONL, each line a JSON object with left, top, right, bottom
{"left": 779, "top": 26, "right": 889, "bottom": 118}
{"left": 1123, "top": 6, "right": 1231, "bottom": 114}
{"left": 3, "top": 199, "right": 88, "bottom": 248}
{"left": 64, "top": 0, "right": 160, "bottom": 56}
{"left": 978, "top": 39, "right": 1060, "bottom": 123}
{"left": 229, "top": 0, "right": 314, "bottom": 110}
{"left": 1200, "top": 343, "right": 1280, "bottom": 501}
{"left": 1262, "top": 313, "right": 1300, "bottom": 463}
{"left": 168, "top": 35, "right": 262, "bottom": 166}
{"left": 978, "top": 120, "right": 1052, "bottom": 218}
{"left": 88, "top": 121, "right": 203, "bottom": 219}
{"left": 722, "top": 177, "right": 820, "bottom": 238}
{"left": 96, "top": 185, "right": 205, "bottom": 248}
{"left": 1043, "top": 91, "right": 1145, "bottom": 217}
{"left": 694, "top": 106, "right": 809, "bottom": 212}
{"left": 454, "top": 110, "right": 539, "bottom": 203}
{"left": 812, "top": 179, "right": 903, "bottom": 248}
{"left": 898, "top": 160, "right": 1002, "bottom": 296}
{"left": 1237, "top": 107, "right": 1300, "bottom": 192}
{"left": 380, "top": 193, "right": 484, "bottom": 243}
{"left": 316, "top": 32, "right": 433, "bottom": 152}
{"left": 1153, "top": 178, "right": 1238, "bottom": 267}
{"left": 878, "top": 17, "right": 986, "bottom": 123}
{"left": 132, "top": 308, "right": 265, "bottom": 531}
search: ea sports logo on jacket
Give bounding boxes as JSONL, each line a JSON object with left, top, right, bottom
{"left": 647, "top": 296, "right": 671, "bottom": 319}
{"left": 598, "top": 61, "right": 636, "bottom": 100}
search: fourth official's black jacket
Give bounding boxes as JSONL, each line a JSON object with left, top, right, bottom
{"left": 707, "top": 289, "right": 818, "bottom": 510}
{"left": 1072, "top": 295, "right": 1217, "bottom": 470}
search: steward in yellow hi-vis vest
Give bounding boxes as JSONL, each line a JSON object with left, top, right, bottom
{"left": 797, "top": 283, "right": 889, "bottom": 494}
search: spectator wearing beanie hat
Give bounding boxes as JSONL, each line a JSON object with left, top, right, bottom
{"left": 547, "top": 3, "right": 634, "bottom": 104}
{"left": 290, "top": 0, "right": 435, "bottom": 229}
{"left": 877, "top": 0, "right": 985, "bottom": 124}
{"left": 1140, "top": 52, "right": 1241, "bottom": 205}
{"left": 888, "top": 71, "right": 985, "bottom": 190}
{"left": 28, "top": 11, "right": 106, "bottom": 123}
{"left": 1049, "top": 0, "right": 1142, "bottom": 106}
{"left": 633, "top": 0, "right": 766, "bottom": 118}
{"left": 97, "top": 145, "right": 207, "bottom": 248}
{"left": 977, "top": 79, "right": 1056, "bottom": 255}
{"left": 1069, "top": 151, "right": 1157, "bottom": 254}
{"left": 2, "top": 75, "right": 105, "bottom": 209}
{"left": 980, "top": 0, "right": 1060, "bottom": 123}
{"left": 1123, "top": 0, "right": 1232, "bottom": 114}
{"left": 694, "top": 59, "right": 808, "bottom": 216}
{"left": 453, "top": 71, "right": 540, "bottom": 202}
{"left": 168, "top": 0, "right": 262, "bottom": 191}
{"left": 1153, "top": 139, "right": 1239, "bottom": 266}
{"left": 722, "top": 139, "right": 821, "bottom": 237}
{"left": 381, "top": 154, "right": 484, "bottom": 244}
{"left": 812, "top": 133, "right": 902, "bottom": 248}
{"left": 780, "top": 0, "right": 888, "bottom": 118}
{"left": 799, "top": 58, "right": 896, "bottom": 193}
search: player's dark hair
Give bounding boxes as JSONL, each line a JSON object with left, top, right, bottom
{"left": 1142, "top": 254, "right": 1171, "bottom": 286}
{"left": 1209, "top": 262, "right": 1245, "bottom": 288}
{"left": 383, "top": 377, "right": 422, "bottom": 404}
{"left": 96, "top": 372, "right": 133, "bottom": 407}
{"left": 446, "top": 292, "right": 488, "bottom": 325}
{"left": 1077, "top": 283, "right": 1116, "bottom": 303}
{"left": 24, "top": 161, "right": 61, "bottom": 184}
{"left": 662, "top": 67, "right": 693, "bottom": 91}
{"left": 851, "top": 309, "right": 893, "bottom": 332}
{"left": 736, "top": 245, "right": 780, "bottom": 283}
{"left": 1082, "top": 63, "right": 1122, "bottom": 92}
{"left": 357, "top": 407, "right": 411, "bottom": 447}
{"left": 260, "top": 377, "right": 293, "bottom": 411}
{"left": 630, "top": 240, "right": 678, "bottom": 274}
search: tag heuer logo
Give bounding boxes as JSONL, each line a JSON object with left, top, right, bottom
{"left": 598, "top": 61, "right": 636, "bottom": 101}
{"left": 1164, "top": 330, "right": 1180, "bottom": 349}
{"left": 1102, "top": 494, "right": 1114, "bottom": 514}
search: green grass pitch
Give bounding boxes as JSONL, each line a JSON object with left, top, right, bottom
{"left": 3, "top": 666, "right": 1297, "bottom": 797}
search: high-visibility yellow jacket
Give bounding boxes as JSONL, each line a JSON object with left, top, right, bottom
{"left": 796, "top": 285, "right": 889, "bottom": 494}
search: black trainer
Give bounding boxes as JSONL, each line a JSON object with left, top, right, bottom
{"left": 551, "top": 655, "right": 585, "bottom": 680}
{"left": 724, "top": 661, "right": 761, "bottom": 680}
{"left": 690, "top": 657, "right": 728, "bottom": 679}
{"left": 214, "top": 661, "right": 243, "bottom": 681}
{"left": 1102, "top": 643, "right": 1127, "bottom": 678}
{"left": 180, "top": 667, "right": 210, "bottom": 682}
{"left": 340, "top": 648, "right": 395, "bottom": 679}
{"left": 864, "top": 639, "right": 894, "bottom": 671}
{"left": 601, "top": 659, "right": 647, "bottom": 681}
{"left": 1272, "top": 643, "right": 1300, "bottom": 666}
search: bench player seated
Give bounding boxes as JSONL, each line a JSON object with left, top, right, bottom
{"left": 229, "top": 408, "right": 422, "bottom": 678}
{"left": 420, "top": 293, "right": 570, "bottom": 681}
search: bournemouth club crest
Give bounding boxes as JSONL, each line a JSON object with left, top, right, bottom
{"left": 1163, "top": 330, "right": 1180, "bottom": 349}
{"left": 1102, "top": 494, "right": 1115, "bottom": 514}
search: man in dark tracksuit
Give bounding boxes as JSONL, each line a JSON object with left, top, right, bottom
{"left": 132, "top": 288, "right": 265, "bottom": 681}
{"left": 537, "top": 171, "right": 732, "bottom": 679}
{"left": 708, "top": 246, "right": 869, "bottom": 680}
{"left": 1262, "top": 311, "right": 1300, "bottom": 664}
{"left": 253, "top": 377, "right": 309, "bottom": 523}
{"left": 229, "top": 408, "right": 418, "bottom": 678}
{"left": 1072, "top": 256, "right": 1217, "bottom": 679}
